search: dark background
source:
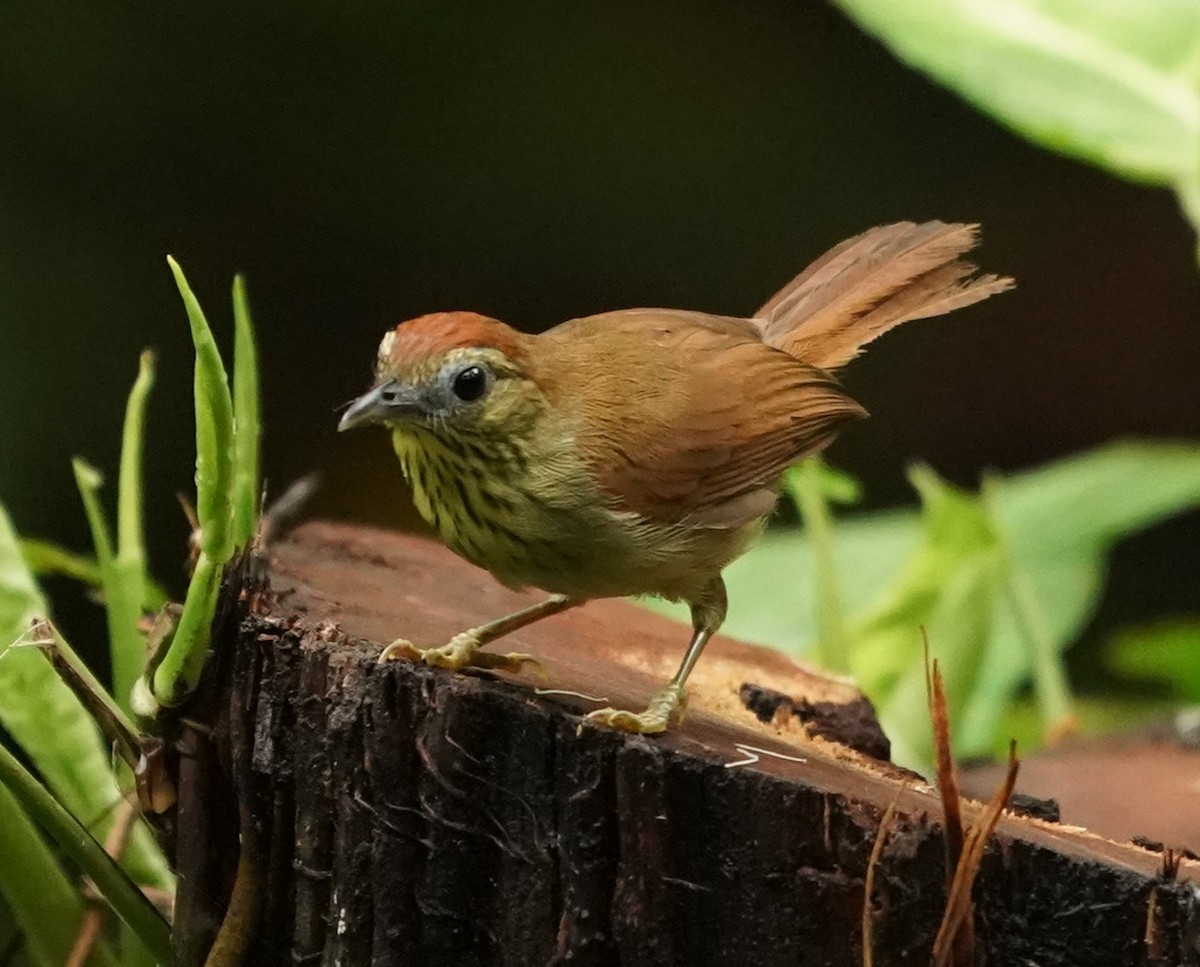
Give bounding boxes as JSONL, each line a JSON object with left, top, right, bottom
{"left": 2, "top": 1, "right": 1197, "bottom": 670}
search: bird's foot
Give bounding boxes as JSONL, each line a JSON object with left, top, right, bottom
{"left": 585, "top": 682, "right": 687, "bottom": 734}
{"left": 378, "top": 631, "right": 545, "bottom": 677}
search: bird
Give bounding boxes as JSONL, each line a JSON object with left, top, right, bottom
{"left": 338, "top": 221, "right": 1012, "bottom": 733}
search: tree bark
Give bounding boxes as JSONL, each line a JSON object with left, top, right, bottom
{"left": 173, "top": 521, "right": 1200, "bottom": 966}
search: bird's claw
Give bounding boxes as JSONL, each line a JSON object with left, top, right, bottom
{"left": 378, "top": 638, "right": 424, "bottom": 664}
{"left": 377, "top": 633, "right": 544, "bottom": 678}
{"left": 585, "top": 683, "right": 687, "bottom": 734}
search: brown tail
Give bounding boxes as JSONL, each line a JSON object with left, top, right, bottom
{"left": 755, "top": 221, "right": 1013, "bottom": 371}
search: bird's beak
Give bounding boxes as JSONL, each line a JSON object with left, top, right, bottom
{"left": 337, "top": 379, "right": 420, "bottom": 432}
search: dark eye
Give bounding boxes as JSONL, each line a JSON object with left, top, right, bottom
{"left": 451, "top": 365, "right": 488, "bottom": 402}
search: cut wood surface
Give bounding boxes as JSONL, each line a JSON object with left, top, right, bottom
{"left": 963, "top": 734, "right": 1200, "bottom": 855}
{"left": 174, "top": 520, "right": 1200, "bottom": 966}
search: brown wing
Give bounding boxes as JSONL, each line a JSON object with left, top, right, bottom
{"left": 534, "top": 310, "right": 865, "bottom": 527}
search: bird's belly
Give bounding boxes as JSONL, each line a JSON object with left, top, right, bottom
{"left": 395, "top": 429, "right": 765, "bottom": 601}
{"left": 436, "top": 494, "right": 762, "bottom": 602}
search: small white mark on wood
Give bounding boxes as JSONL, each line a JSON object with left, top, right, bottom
{"left": 724, "top": 743, "right": 807, "bottom": 770}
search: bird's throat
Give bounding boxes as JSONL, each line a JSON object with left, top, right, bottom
{"left": 389, "top": 425, "right": 535, "bottom": 578}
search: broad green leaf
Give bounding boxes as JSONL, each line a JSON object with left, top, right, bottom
{"left": 640, "top": 506, "right": 920, "bottom": 652}
{"left": 0, "top": 508, "right": 101, "bottom": 967}
{"left": 0, "top": 782, "right": 109, "bottom": 967}
{"left": 955, "top": 552, "right": 1099, "bottom": 755}
{"left": 0, "top": 503, "right": 172, "bottom": 890}
{"left": 960, "top": 442, "right": 1200, "bottom": 745}
{"left": 1107, "top": 620, "right": 1200, "bottom": 701}
{"left": 848, "top": 465, "right": 998, "bottom": 696}
{"left": 0, "top": 499, "right": 109, "bottom": 826}
{"left": 878, "top": 548, "right": 1002, "bottom": 766}
{"left": 0, "top": 741, "right": 168, "bottom": 965}
{"left": 994, "top": 440, "right": 1200, "bottom": 555}
{"left": 643, "top": 440, "right": 1200, "bottom": 765}
{"left": 829, "top": 0, "right": 1200, "bottom": 198}
{"left": 168, "top": 256, "right": 235, "bottom": 563}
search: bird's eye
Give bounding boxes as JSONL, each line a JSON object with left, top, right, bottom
{"left": 451, "top": 365, "right": 489, "bottom": 402}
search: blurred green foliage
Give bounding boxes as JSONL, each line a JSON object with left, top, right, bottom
{"left": 0, "top": 263, "right": 259, "bottom": 964}
{"left": 1107, "top": 619, "right": 1200, "bottom": 702}
{"left": 143, "top": 263, "right": 257, "bottom": 710}
{"left": 832, "top": 0, "right": 1200, "bottom": 252}
{"left": 647, "top": 442, "right": 1200, "bottom": 769}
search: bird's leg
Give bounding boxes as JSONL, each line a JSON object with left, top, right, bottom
{"left": 587, "top": 576, "right": 727, "bottom": 734}
{"left": 378, "top": 594, "right": 579, "bottom": 675}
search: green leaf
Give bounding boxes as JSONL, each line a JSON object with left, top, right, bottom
{"left": 829, "top": 0, "right": 1200, "bottom": 185}
{"left": 0, "top": 502, "right": 172, "bottom": 891}
{"left": 642, "top": 506, "right": 920, "bottom": 653}
{"left": 829, "top": 0, "right": 1200, "bottom": 249}
{"left": 848, "top": 465, "right": 998, "bottom": 696}
{"left": 146, "top": 262, "right": 247, "bottom": 711}
{"left": 642, "top": 440, "right": 1200, "bottom": 767}
{"left": 72, "top": 457, "right": 140, "bottom": 714}
{"left": 20, "top": 538, "right": 102, "bottom": 586}
{"left": 168, "top": 256, "right": 235, "bottom": 564}
{"left": 878, "top": 548, "right": 1003, "bottom": 767}
{"left": 784, "top": 459, "right": 862, "bottom": 507}
{"left": 840, "top": 466, "right": 1003, "bottom": 765}
{"left": 0, "top": 782, "right": 112, "bottom": 967}
{"left": 958, "top": 441, "right": 1200, "bottom": 747}
{"left": 994, "top": 440, "right": 1200, "bottom": 554}
{"left": 1, "top": 496, "right": 109, "bottom": 823}
{"left": 1107, "top": 619, "right": 1200, "bottom": 701}
{"left": 20, "top": 538, "right": 167, "bottom": 611}
{"left": 0, "top": 741, "right": 169, "bottom": 965}
{"left": 231, "top": 274, "right": 261, "bottom": 548}
{"left": 110, "top": 350, "right": 156, "bottom": 707}
{"left": 70, "top": 458, "right": 115, "bottom": 597}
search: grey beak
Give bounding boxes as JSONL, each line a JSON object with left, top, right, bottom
{"left": 338, "top": 380, "right": 418, "bottom": 432}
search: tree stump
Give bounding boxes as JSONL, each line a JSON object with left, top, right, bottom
{"left": 173, "top": 521, "right": 1200, "bottom": 966}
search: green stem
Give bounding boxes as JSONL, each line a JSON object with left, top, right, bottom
{"left": 1004, "top": 567, "right": 1074, "bottom": 735}
{"left": 792, "top": 458, "right": 849, "bottom": 671}
{"left": 0, "top": 742, "right": 169, "bottom": 964}
{"left": 117, "top": 351, "right": 154, "bottom": 573}
{"left": 981, "top": 477, "right": 1075, "bottom": 739}
{"left": 151, "top": 551, "right": 223, "bottom": 707}
{"left": 72, "top": 458, "right": 141, "bottom": 713}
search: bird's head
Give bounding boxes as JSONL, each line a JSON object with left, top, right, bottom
{"left": 338, "top": 312, "right": 545, "bottom": 441}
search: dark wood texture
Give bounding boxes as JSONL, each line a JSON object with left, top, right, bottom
{"left": 174, "top": 521, "right": 1200, "bottom": 966}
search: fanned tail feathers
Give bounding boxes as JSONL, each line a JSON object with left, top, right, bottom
{"left": 756, "top": 221, "right": 1013, "bottom": 370}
